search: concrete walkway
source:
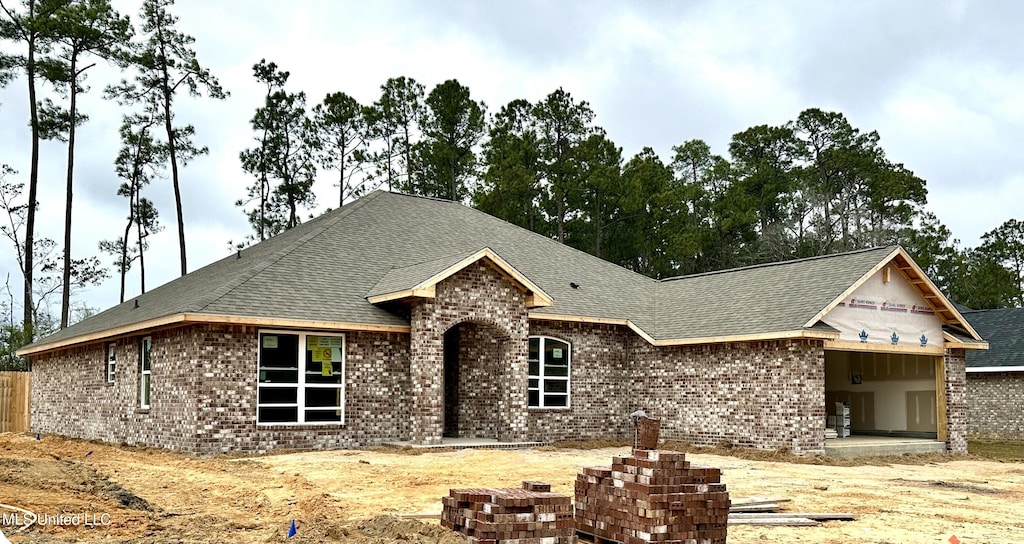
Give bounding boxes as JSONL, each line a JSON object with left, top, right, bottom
{"left": 825, "top": 435, "right": 947, "bottom": 457}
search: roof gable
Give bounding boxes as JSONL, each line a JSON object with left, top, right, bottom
{"left": 819, "top": 259, "right": 943, "bottom": 348}
{"left": 808, "top": 247, "right": 983, "bottom": 342}
{"left": 366, "top": 247, "right": 553, "bottom": 308}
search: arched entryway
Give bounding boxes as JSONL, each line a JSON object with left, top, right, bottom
{"left": 442, "top": 320, "right": 513, "bottom": 439}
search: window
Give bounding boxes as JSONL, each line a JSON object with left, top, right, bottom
{"left": 528, "top": 336, "right": 570, "bottom": 408}
{"left": 257, "top": 331, "right": 344, "bottom": 425}
{"left": 139, "top": 337, "right": 152, "bottom": 408}
{"left": 105, "top": 342, "right": 116, "bottom": 384}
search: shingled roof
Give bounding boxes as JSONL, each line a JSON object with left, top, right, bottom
{"left": 961, "top": 308, "right": 1024, "bottom": 370}
{"left": 647, "top": 247, "right": 896, "bottom": 342}
{"left": 20, "top": 191, "right": 982, "bottom": 355}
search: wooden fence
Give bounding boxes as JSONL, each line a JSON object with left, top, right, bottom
{"left": 0, "top": 371, "right": 31, "bottom": 432}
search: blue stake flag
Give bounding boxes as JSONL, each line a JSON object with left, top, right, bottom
{"left": 287, "top": 520, "right": 296, "bottom": 538}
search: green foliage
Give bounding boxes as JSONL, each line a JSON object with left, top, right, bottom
{"left": 534, "top": 88, "right": 597, "bottom": 242}
{"left": 238, "top": 59, "right": 316, "bottom": 241}
{"left": 978, "top": 218, "right": 1024, "bottom": 306}
{"left": 0, "top": 324, "right": 31, "bottom": 370}
{"left": 100, "top": 110, "right": 167, "bottom": 302}
{"left": 570, "top": 133, "right": 621, "bottom": 258}
{"left": 310, "top": 91, "right": 368, "bottom": 207}
{"left": 729, "top": 123, "right": 801, "bottom": 262}
{"left": 0, "top": 50, "right": 14, "bottom": 90}
{"left": 609, "top": 148, "right": 677, "bottom": 278}
{"left": 416, "top": 79, "right": 486, "bottom": 201}
{"left": 474, "top": 99, "right": 544, "bottom": 231}
{"left": 364, "top": 76, "right": 424, "bottom": 192}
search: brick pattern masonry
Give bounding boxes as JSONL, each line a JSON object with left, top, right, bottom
{"left": 442, "top": 482, "right": 576, "bottom": 544}
{"left": 575, "top": 449, "right": 729, "bottom": 544}
{"left": 409, "top": 262, "right": 529, "bottom": 445}
{"left": 29, "top": 261, "right": 970, "bottom": 455}
{"left": 968, "top": 371, "right": 1024, "bottom": 443}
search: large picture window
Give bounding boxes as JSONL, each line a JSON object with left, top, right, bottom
{"left": 257, "top": 330, "right": 345, "bottom": 425}
{"left": 528, "top": 336, "right": 570, "bottom": 408}
{"left": 139, "top": 337, "right": 151, "bottom": 408}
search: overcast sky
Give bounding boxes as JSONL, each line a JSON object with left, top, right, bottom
{"left": 1, "top": 0, "right": 1023, "bottom": 320}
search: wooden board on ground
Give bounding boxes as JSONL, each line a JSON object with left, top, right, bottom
{"left": 729, "top": 517, "right": 821, "bottom": 526}
{"left": 730, "top": 512, "right": 858, "bottom": 521}
{"left": 729, "top": 503, "right": 781, "bottom": 513}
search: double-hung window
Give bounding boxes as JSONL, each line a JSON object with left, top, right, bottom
{"left": 257, "top": 331, "right": 345, "bottom": 424}
{"left": 528, "top": 336, "right": 570, "bottom": 408}
{"left": 139, "top": 337, "right": 152, "bottom": 408}
{"left": 106, "top": 342, "right": 116, "bottom": 383}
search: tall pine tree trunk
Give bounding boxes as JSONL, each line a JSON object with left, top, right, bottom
{"left": 158, "top": 29, "right": 186, "bottom": 276}
{"left": 136, "top": 193, "right": 146, "bottom": 294}
{"left": 118, "top": 209, "right": 132, "bottom": 303}
{"left": 60, "top": 65, "right": 79, "bottom": 329}
{"left": 22, "top": 0, "right": 39, "bottom": 339}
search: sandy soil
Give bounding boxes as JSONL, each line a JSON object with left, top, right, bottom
{"left": 1, "top": 433, "right": 1022, "bottom": 543}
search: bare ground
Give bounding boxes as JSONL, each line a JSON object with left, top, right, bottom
{"left": 1, "top": 433, "right": 1022, "bottom": 543}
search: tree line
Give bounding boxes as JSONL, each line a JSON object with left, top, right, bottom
{"left": 239, "top": 63, "right": 1024, "bottom": 309}
{"left": 1, "top": 0, "right": 223, "bottom": 368}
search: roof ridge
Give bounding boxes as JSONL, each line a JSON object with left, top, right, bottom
{"left": 383, "top": 192, "right": 658, "bottom": 285}
{"left": 193, "top": 192, "right": 382, "bottom": 313}
{"left": 658, "top": 246, "right": 895, "bottom": 282}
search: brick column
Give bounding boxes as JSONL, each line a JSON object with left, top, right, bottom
{"left": 497, "top": 333, "right": 529, "bottom": 442}
{"left": 406, "top": 261, "right": 530, "bottom": 445}
{"left": 944, "top": 348, "right": 968, "bottom": 454}
{"left": 410, "top": 301, "right": 445, "bottom": 445}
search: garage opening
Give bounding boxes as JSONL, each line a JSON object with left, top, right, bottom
{"left": 825, "top": 350, "right": 941, "bottom": 439}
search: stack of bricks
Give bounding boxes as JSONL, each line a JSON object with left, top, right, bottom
{"left": 575, "top": 450, "right": 729, "bottom": 544}
{"left": 442, "top": 481, "right": 577, "bottom": 543}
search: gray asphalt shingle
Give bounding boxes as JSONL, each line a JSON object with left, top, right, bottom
{"left": 961, "top": 308, "right": 1024, "bottom": 368}
{"left": 25, "top": 192, "right": 924, "bottom": 351}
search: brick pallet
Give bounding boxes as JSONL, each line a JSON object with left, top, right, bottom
{"left": 575, "top": 450, "right": 729, "bottom": 544}
{"left": 442, "top": 481, "right": 577, "bottom": 544}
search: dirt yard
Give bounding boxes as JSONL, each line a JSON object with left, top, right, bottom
{"left": 1, "top": 433, "right": 1022, "bottom": 543}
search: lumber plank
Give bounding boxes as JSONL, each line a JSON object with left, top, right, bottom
{"left": 730, "top": 496, "right": 792, "bottom": 506}
{"left": 730, "top": 512, "right": 858, "bottom": 521}
{"left": 728, "top": 517, "right": 820, "bottom": 526}
{"left": 729, "top": 503, "right": 781, "bottom": 513}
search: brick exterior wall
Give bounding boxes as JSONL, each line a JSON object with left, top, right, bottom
{"left": 193, "top": 326, "right": 411, "bottom": 454}
{"left": 944, "top": 349, "right": 968, "bottom": 453}
{"left": 967, "top": 371, "right": 1023, "bottom": 443}
{"left": 632, "top": 338, "right": 827, "bottom": 454}
{"left": 524, "top": 321, "right": 633, "bottom": 442}
{"left": 32, "top": 325, "right": 411, "bottom": 455}
{"left": 409, "top": 261, "right": 529, "bottom": 445}
{"left": 31, "top": 328, "right": 204, "bottom": 452}
{"left": 29, "top": 266, "right": 970, "bottom": 456}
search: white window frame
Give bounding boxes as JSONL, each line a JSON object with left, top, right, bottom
{"left": 139, "top": 336, "right": 152, "bottom": 409}
{"left": 256, "top": 329, "right": 345, "bottom": 426}
{"left": 106, "top": 342, "right": 116, "bottom": 384}
{"left": 528, "top": 336, "right": 571, "bottom": 409}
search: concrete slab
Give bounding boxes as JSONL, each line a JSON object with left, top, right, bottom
{"left": 824, "top": 435, "right": 947, "bottom": 458}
